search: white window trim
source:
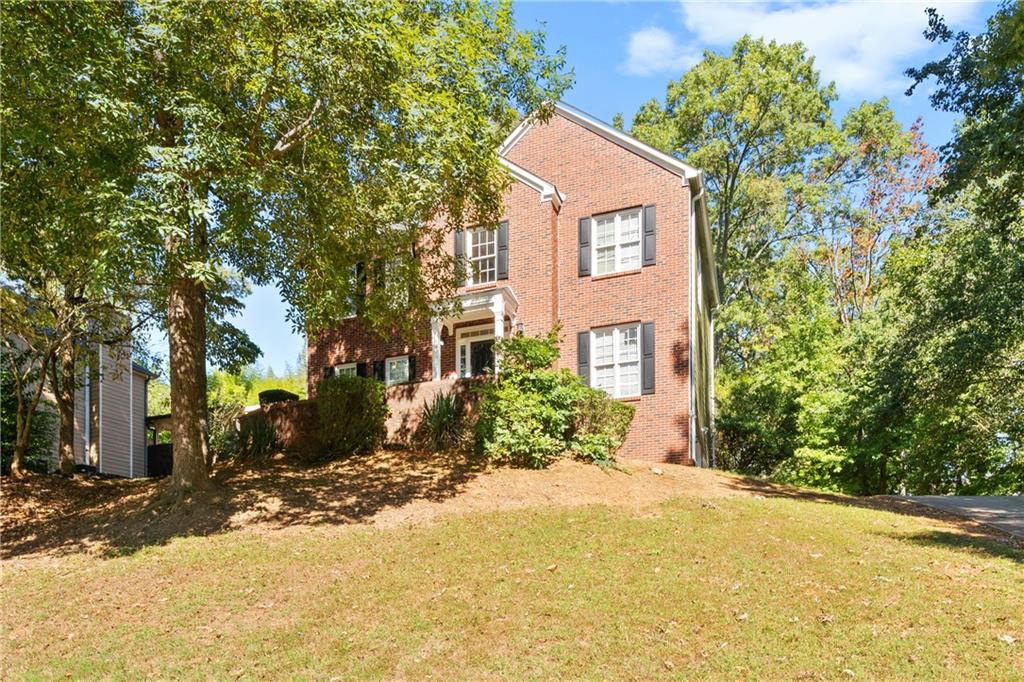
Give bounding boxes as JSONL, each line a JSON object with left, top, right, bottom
{"left": 456, "top": 324, "right": 495, "bottom": 378}
{"left": 384, "top": 355, "right": 410, "bottom": 386}
{"left": 590, "top": 323, "right": 641, "bottom": 399}
{"left": 465, "top": 227, "right": 497, "bottom": 286}
{"left": 335, "top": 362, "right": 357, "bottom": 376}
{"left": 592, "top": 208, "right": 642, "bottom": 276}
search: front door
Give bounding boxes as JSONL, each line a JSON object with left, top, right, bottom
{"left": 470, "top": 339, "right": 495, "bottom": 376}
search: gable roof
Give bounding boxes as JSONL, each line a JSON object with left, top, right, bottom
{"left": 498, "top": 157, "right": 564, "bottom": 209}
{"left": 500, "top": 101, "right": 701, "bottom": 182}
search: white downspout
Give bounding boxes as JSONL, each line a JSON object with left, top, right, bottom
{"left": 129, "top": 342, "right": 134, "bottom": 479}
{"left": 83, "top": 362, "right": 90, "bottom": 465}
{"left": 689, "top": 184, "right": 705, "bottom": 467}
{"left": 98, "top": 344, "right": 103, "bottom": 473}
{"left": 430, "top": 318, "right": 443, "bottom": 381}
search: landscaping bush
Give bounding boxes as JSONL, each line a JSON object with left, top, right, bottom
{"left": 772, "top": 446, "right": 855, "bottom": 493}
{"left": 258, "top": 389, "right": 299, "bottom": 406}
{"left": 418, "top": 391, "right": 464, "bottom": 452}
{"left": 570, "top": 386, "right": 635, "bottom": 466}
{"left": 317, "top": 374, "right": 389, "bottom": 458}
{"left": 474, "top": 327, "right": 634, "bottom": 468}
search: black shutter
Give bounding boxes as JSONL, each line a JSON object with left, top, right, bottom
{"left": 355, "top": 262, "right": 367, "bottom": 311}
{"left": 643, "top": 204, "right": 657, "bottom": 266}
{"left": 356, "top": 362, "right": 368, "bottom": 378}
{"left": 407, "top": 354, "right": 417, "bottom": 382}
{"left": 578, "top": 217, "right": 591, "bottom": 277}
{"left": 497, "top": 220, "right": 509, "bottom": 280}
{"left": 323, "top": 365, "right": 335, "bottom": 379}
{"left": 372, "top": 360, "right": 385, "bottom": 381}
{"left": 577, "top": 331, "right": 590, "bottom": 383}
{"left": 641, "top": 321, "right": 655, "bottom": 395}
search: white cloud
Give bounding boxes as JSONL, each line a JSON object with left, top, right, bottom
{"left": 624, "top": 27, "right": 701, "bottom": 76}
{"left": 624, "top": 1, "right": 982, "bottom": 96}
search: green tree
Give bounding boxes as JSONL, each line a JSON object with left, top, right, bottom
{"left": 1, "top": 346, "right": 58, "bottom": 476}
{"left": 906, "top": 1, "right": 1024, "bottom": 237}
{"left": 629, "top": 36, "right": 838, "bottom": 315}
{"left": 871, "top": 194, "right": 1024, "bottom": 493}
{"left": 7, "top": 0, "right": 569, "bottom": 494}
{"left": 1, "top": 1, "right": 156, "bottom": 475}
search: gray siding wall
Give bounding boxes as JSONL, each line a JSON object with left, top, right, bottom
{"left": 98, "top": 344, "right": 133, "bottom": 477}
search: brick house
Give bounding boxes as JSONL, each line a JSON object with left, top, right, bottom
{"left": 308, "top": 103, "right": 719, "bottom": 465}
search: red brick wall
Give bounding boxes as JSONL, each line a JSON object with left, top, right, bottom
{"left": 450, "top": 180, "right": 558, "bottom": 336}
{"left": 309, "top": 110, "right": 693, "bottom": 464}
{"left": 504, "top": 114, "right": 692, "bottom": 464}
{"left": 308, "top": 320, "right": 431, "bottom": 399}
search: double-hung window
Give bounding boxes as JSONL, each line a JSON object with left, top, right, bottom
{"left": 384, "top": 355, "right": 410, "bottom": 386}
{"left": 591, "top": 324, "right": 641, "bottom": 398}
{"left": 593, "top": 209, "right": 641, "bottom": 275}
{"left": 335, "top": 362, "right": 357, "bottom": 377}
{"left": 466, "top": 227, "right": 497, "bottom": 286}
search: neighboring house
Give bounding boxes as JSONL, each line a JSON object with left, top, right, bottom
{"left": 309, "top": 103, "right": 719, "bottom": 465}
{"left": 49, "top": 343, "right": 154, "bottom": 477}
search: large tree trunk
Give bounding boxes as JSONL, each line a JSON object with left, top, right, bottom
{"left": 168, "top": 275, "right": 210, "bottom": 493}
{"left": 54, "top": 336, "right": 77, "bottom": 475}
{"left": 10, "top": 426, "right": 29, "bottom": 478}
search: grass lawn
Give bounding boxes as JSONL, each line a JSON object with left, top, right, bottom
{"left": 3, "top": 460, "right": 1022, "bottom": 680}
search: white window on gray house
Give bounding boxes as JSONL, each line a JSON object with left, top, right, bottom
{"left": 335, "top": 362, "right": 357, "bottom": 377}
{"left": 466, "top": 227, "right": 497, "bottom": 285}
{"left": 591, "top": 324, "right": 640, "bottom": 398}
{"left": 385, "top": 355, "right": 410, "bottom": 386}
{"left": 593, "top": 208, "right": 641, "bottom": 275}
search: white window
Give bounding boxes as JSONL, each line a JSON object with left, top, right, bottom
{"left": 465, "top": 228, "right": 497, "bottom": 286}
{"left": 593, "top": 209, "right": 641, "bottom": 275}
{"left": 335, "top": 362, "right": 357, "bottom": 377}
{"left": 591, "top": 324, "right": 641, "bottom": 398}
{"left": 385, "top": 356, "right": 409, "bottom": 386}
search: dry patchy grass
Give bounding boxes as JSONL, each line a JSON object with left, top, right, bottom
{"left": 2, "top": 453, "right": 1022, "bottom": 679}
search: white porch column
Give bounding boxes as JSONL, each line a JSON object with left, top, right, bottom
{"left": 491, "top": 293, "right": 505, "bottom": 374}
{"left": 430, "top": 318, "right": 443, "bottom": 381}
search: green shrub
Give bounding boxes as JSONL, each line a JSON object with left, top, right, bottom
{"left": 238, "top": 413, "right": 278, "bottom": 459}
{"left": 258, "top": 389, "right": 299, "bottom": 406}
{"left": 317, "top": 374, "right": 389, "bottom": 458}
{"left": 474, "top": 327, "right": 634, "bottom": 468}
{"left": 570, "top": 386, "right": 635, "bottom": 467}
{"left": 418, "top": 391, "right": 464, "bottom": 452}
{"left": 772, "top": 447, "right": 853, "bottom": 493}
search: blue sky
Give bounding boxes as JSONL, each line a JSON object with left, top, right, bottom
{"left": 193, "top": 0, "right": 990, "bottom": 377}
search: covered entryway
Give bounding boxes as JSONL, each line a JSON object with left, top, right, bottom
{"left": 431, "top": 287, "right": 520, "bottom": 380}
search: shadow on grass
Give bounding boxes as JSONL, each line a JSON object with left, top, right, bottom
{"left": 719, "top": 475, "right": 1024, "bottom": 559}
{"left": 1, "top": 449, "right": 486, "bottom": 560}
{"left": 879, "top": 529, "right": 1024, "bottom": 564}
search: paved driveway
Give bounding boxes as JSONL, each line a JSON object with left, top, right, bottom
{"left": 910, "top": 496, "right": 1024, "bottom": 538}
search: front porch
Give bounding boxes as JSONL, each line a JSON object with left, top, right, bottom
{"left": 430, "top": 286, "right": 521, "bottom": 381}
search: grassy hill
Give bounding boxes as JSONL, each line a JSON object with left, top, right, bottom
{"left": 3, "top": 455, "right": 1021, "bottom": 679}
